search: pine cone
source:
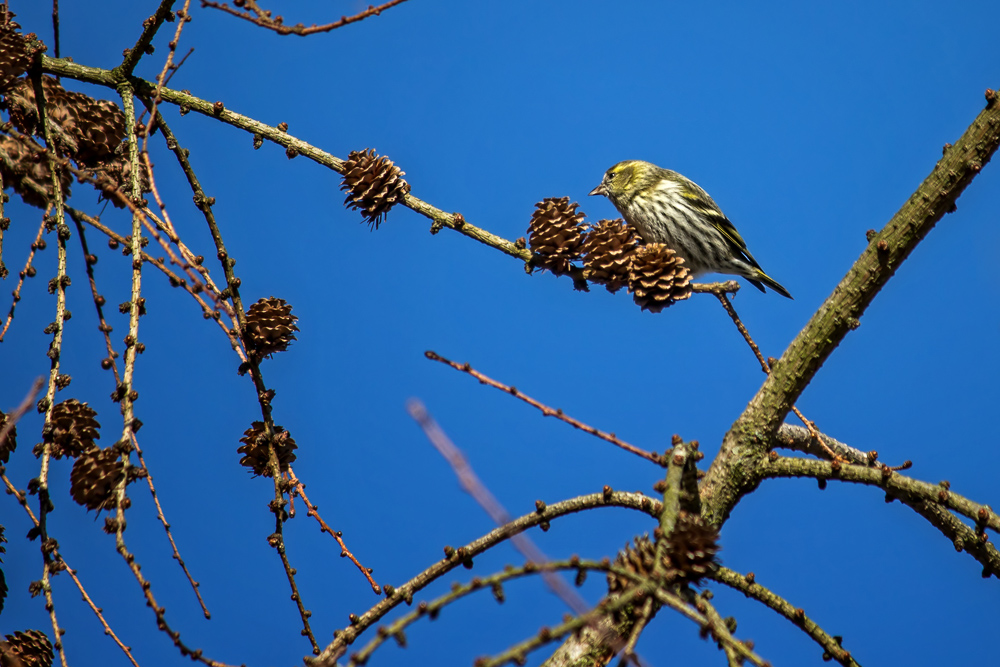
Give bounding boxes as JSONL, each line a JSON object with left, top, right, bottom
{"left": 526, "top": 197, "right": 586, "bottom": 276}
{"left": 628, "top": 243, "right": 692, "bottom": 313}
{"left": 607, "top": 534, "right": 658, "bottom": 596}
{"left": 663, "top": 513, "right": 720, "bottom": 583}
{"left": 44, "top": 398, "right": 100, "bottom": 459}
{"left": 0, "top": 409, "right": 16, "bottom": 464}
{"left": 84, "top": 139, "right": 152, "bottom": 208}
{"left": 1, "top": 629, "right": 53, "bottom": 667}
{"left": 244, "top": 297, "right": 298, "bottom": 362}
{"left": 69, "top": 447, "right": 124, "bottom": 511}
{"left": 340, "top": 148, "right": 410, "bottom": 229}
{"left": 237, "top": 421, "right": 297, "bottom": 477}
{"left": 580, "top": 218, "right": 638, "bottom": 293}
{"left": 0, "top": 7, "right": 30, "bottom": 93}
{"left": 0, "top": 134, "right": 72, "bottom": 209}
{"left": 2, "top": 75, "right": 126, "bottom": 166}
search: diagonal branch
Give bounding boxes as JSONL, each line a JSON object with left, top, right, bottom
{"left": 711, "top": 567, "right": 860, "bottom": 667}
{"left": 700, "top": 92, "right": 1000, "bottom": 526}
{"left": 38, "top": 56, "right": 736, "bottom": 297}
{"left": 423, "top": 351, "right": 662, "bottom": 465}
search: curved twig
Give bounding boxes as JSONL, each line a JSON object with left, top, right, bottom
{"left": 711, "top": 566, "right": 860, "bottom": 667}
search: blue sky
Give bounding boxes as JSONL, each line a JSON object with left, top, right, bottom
{"left": 2, "top": 1, "right": 999, "bottom": 666}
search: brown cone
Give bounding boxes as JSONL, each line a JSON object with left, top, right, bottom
{"left": 663, "top": 513, "right": 720, "bottom": 583}
{"left": 0, "top": 7, "right": 30, "bottom": 93}
{"left": 69, "top": 447, "right": 125, "bottom": 511}
{"left": 0, "top": 409, "right": 17, "bottom": 464}
{"left": 606, "top": 534, "right": 658, "bottom": 596}
{"left": 526, "top": 197, "right": 586, "bottom": 276}
{"left": 237, "top": 421, "right": 297, "bottom": 477}
{"left": 44, "top": 398, "right": 100, "bottom": 460}
{"left": 580, "top": 218, "right": 638, "bottom": 293}
{"left": 628, "top": 243, "right": 692, "bottom": 313}
{"left": 244, "top": 297, "right": 299, "bottom": 362}
{"left": 1, "top": 75, "right": 126, "bottom": 166}
{"left": 340, "top": 148, "right": 411, "bottom": 229}
{"left": 84, "top": 139, "right": 152, "bottom": 208}
{"left": 1, "top": 629, "right": 53, "bottom": 667}
{"left": 0, "top": 134, "right": 72, "bottom": 209}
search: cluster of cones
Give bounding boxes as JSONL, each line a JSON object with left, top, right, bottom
{"left": 2, "top": 399, "right": 146, "bottom": 513}
{"left": 0, "top": 6, "right": 144, "bottom": 209}
{"left": 527, "top": 197, "right": 692, "bottom": 313}
{"left": 237, "top": 297, "right": 299, "bottom": 476}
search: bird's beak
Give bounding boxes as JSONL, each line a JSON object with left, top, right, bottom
{"left": 588, "top": 183, "right": 607, "bottom": 197}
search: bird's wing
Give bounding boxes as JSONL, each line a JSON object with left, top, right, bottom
{"left": 679, "top": 183, "right": 763, "bottom": 270}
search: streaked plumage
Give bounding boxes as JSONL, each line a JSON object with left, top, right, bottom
{"left": 589, "top": 160, "right": 792, "bottom": 298}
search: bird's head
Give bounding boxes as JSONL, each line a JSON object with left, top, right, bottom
{"left": 588, "top": 160, "right": 653, "bottom": 206}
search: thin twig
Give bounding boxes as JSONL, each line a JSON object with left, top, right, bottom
{"left": 33, "top": 64, "right": 71, "bottom": 667}
{"left": 201, "top": 0, "right": 410, "bottom": 36}
{"left": 0, "top": 216, "right": 48, "bottom": 342}
{"left": 617, "top": 597, "right": 654, "bottom": 666}
{"left": 309, "top": 490, "right": 661, "bottom": 665}
{"left": 759, "top": 455, "right": 998, "bottom": 537}
{"left": 288, "top": 467, "right": 380, "bottom": 595}
{"left": 713, "top": 291, "right": 838, "bottom": 460}
{"left": 0, "top": 377, "right": 44, "bottom": 451}
{"left": 774, "top": 424, "right": 872, "bottom": 465}
{"left": 51, "top": 0, "right": 60, "bottom": 60}
{"left": 346, "top": 559, "right": 637, "bottom": 667}
{"left": 711, "top": 566, "right": 859, "bottom": 667}
{"left": 66, "top": 206, "right": 244, "bottom": 359}
{"left": 132, "top": 433, "right": 211, "bottom": 618}
{"left": 118, "top": 0, "right": 178, "bottom": 76}
{"left": 423, "top": 351, "right": 662, "bottom": 465}
{"left": 691, "top": 592, "right": 742, "bottom": 667}
{"left": 407, "top": 398, "right": 590, "bottom": 615}
{"left": 0, "top": 470, "right": 142, "bottom": 667}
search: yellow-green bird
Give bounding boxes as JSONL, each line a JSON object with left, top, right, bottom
{"left": 589, "top": 160, "right": 792, "bottom": 298}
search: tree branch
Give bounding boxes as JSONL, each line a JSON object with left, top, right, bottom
{"left": 710, "top": 567, "right": 859, "bottom": 667}
{"left": 700, "top": 93, "right": 1000, "bottom": 526}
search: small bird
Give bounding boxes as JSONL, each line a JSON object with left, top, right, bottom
{"left": 589, "top": 160, "right": 792, "bottom": 298}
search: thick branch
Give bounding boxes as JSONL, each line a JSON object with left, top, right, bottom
{"left": 701, "top": 94, "right": 1000, "bottom": 526}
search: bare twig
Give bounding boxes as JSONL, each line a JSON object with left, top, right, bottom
{"left": 288, "top": 468, "right": 380, "bottom": 595}
{"left": 201, "top": 0, "right": 410, "bottom": 36}
{"left": 423, "top": 351, "right": 662, "bottom": 465}
{"left": 0, "top": 216, "right": 48, "bottom": 342}
{"left": 132, "top": 434, "right": 211, "bottom": 618}
{"left": 345, "top": 558, "right": 624, "bottom": 667}
{"left": 309, "top": 490, "right": 661, "bottom": 666}
{"left": 33, "top": 64, "right": 71, "bottom": 667}
{"left": 711, "top": 566, "right": 859, "bottom": 667}
{"left": 759, "top": 455, "right": 999, "bottom": 538}
{"left": 407, "top": 398, "right": 590, "bottom": 615}
{"left": 0, "top": 378, "right": 44, "bottom": 451}
{"left": 117, "top": 0, "right": 178, "bottom": 76}
{"left": 713, "top": 292, "right": 838, "bottom": 460}
{"left": 774, "top": 424, "right": 872, "bottom": 465}
{"left": 0, "top": 470, "right": 142, "bottom": 667}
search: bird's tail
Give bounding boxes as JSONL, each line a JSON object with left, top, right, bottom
{"left": 747, "top": 269, "right": 793, "bottom": 299}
